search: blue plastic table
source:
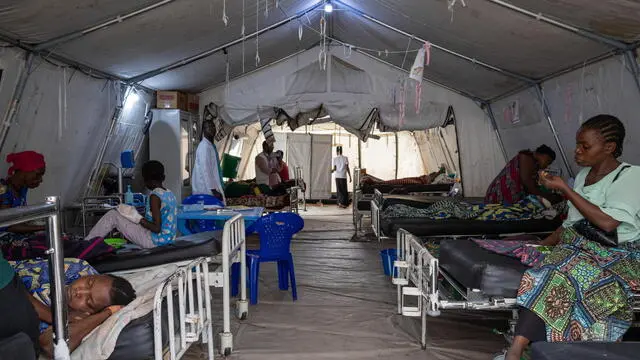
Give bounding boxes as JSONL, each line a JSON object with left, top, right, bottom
{"left": 177, "top": 207, "right": 264, "bottom": 235}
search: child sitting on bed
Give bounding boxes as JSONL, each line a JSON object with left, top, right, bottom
{"left": 85, "top": 160, "right": 178, "bottom": 249}
{"left": 10, "top": 258, "right": 136, "bottom": 357}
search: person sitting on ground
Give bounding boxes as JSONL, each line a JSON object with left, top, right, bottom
{"left": 0, "top": 151, "right": 47, "bottom": 234}
{"left": 10, "top": 258, "right": 136, "bottom": 357}
{"left": 191, "top": 120, "right": 226, "bottom": 203}
{"left": 503, "top": 115, "right": 640, "bottom": 360}
{"left": 484, "top": 144, "right": 563, "bottom": 205}
{"left": 85, "top": 160, "right": 177, "bottom": 249}
{"left": 274, "top": 150, "right": 290, "bottom": 182}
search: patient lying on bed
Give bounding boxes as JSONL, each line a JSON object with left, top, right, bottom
{"left": 85, "top": 161, "right": 177, "bottom": 249}
{"left": 10, "top": 258, "right": 136, "bottom": 357}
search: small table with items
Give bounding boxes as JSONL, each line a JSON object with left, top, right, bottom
{"left": 177, "top": 206, "right": 264, "bottom": 235}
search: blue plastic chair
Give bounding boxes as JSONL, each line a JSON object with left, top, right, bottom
{"left": 232, "top": 212, "right": 304, "bottom": 304}
{"left": 182, "top": 194, "right": 224, "bottom": 233}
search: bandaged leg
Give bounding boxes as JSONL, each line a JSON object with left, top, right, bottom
{"left": 85, "top": 210, "right": 154, "bottom": 248}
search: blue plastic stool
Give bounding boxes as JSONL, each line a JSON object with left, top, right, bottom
{"left": 231, "top": 212, "right": 304, "bottom": 304}
{"left": 182, "top": 194, "right": 224, "bottom": 233}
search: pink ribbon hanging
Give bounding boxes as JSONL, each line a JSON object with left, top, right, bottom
{"left": 424, "top": 42, "right": 431, "bottom": 66}
{"left": 399, "top": 81, "right": 406, "bottom": 128}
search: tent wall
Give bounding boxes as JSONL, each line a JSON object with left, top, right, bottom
{"left": 200, "top": 47, "right": 505, "bottom": 197}
{"left": 0, "top": 48, "right": 118, "bottom": 206}
{"left": 414, "top": 125, "right": 460, "bottom": 176}
{"left": 493, "top": 55, "right": 640, "bottom": 178}
{"left": 0, "top": 48, "right": 155, "bottom": 205}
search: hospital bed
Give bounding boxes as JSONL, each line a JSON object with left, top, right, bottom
{"left": 83, "top": 214, "right": 248, "bottom": 359}
{"left": 371, "top": 190, "right": 561, "bottom": 241}
{"left": 352, "top": 168, "right": 453, "bottom": 233}
{"left": 392, "top": 229, "right": 640, "bottom": 352}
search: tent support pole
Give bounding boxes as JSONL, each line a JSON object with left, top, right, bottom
{"left": 624, "top": 51, "right": 640, "bottom": 97}
{"left": 394, "top": 133, "right": 399, "bottom": 179}
{"left": 484, "top": 0, "right": 629, "bottom": 50}
{"left": 336, "top": 0, "right": 536, "bottom": 84}
{"left": 485, "top": 103, "right": 508, "bottom": 162}
{"left": 357, "top": 139, "right": 362, "bottom": 169}
{"left": 128, "top": 2, "right": 324, "bottom": 83}
{"left": 0, "top": 53, "right": 34, "bottom": 153}
{"left": 34, "top": 0, "right": 177, "bottom": 51}
{"left": 534, "top": 85, "right": 575, "bottom": 178}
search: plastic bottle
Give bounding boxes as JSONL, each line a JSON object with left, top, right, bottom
{"left": 449, "top": 179, "right": 462, "bottom": 197}
{"left": 124, "top": 185, "right": 134, "bottom": 205}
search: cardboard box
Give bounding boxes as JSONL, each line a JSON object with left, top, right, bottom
{"left": 187, "top": 94, "right": 199, "bottom": 114}
{"left": 156, "top": 91, "right": 188, "bottom": 111}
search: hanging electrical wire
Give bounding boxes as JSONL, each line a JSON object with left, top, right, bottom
{"left": 225, "top": 50, "right": 230, "bottom": 96}
{"left": 242, "top": 0, "right": 246, "bottom": 73}
{"left": 222, "top": 0, "right": 229, "bottom": 26}
{"left": 319, "top": 15, "right": 327, "bottom": 70}
{"left": 255, "top": 0, "right": 261, "bottom": 65}
{"left": 265, "top": 0, "right": 269, "bottom": 18}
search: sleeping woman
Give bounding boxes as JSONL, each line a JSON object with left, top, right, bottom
{"left": 10, "top": 258, "right": 136, "bottom": 357}
{"left": 504, "top": 115, "right": 640, "bottom": 359}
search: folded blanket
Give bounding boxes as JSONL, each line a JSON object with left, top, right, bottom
{"left": 472, "top": 239, "right": 547, "bottom": 267}
{"left": 381, "top": 197, "right": 566, "bottom": 221}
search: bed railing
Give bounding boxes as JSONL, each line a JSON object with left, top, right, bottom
{"left": 370, "top": 199, "right": 382, "bottom": 241}
{"left": 0, "top": 197, "right": 69, "bottom": 358}
{"left": 153, "top": 257, "right": 213, "bottom": 360}
{"left": 152, "top": 214, "right": 246, "bottom": 360}
{"left": 373, "top": 189, "right": 384, "bottom": 207}
{"left": 288, "top": 186, "right": 300, "bottom": 214}
{"left": 220, "top": 214, "right": 247, "bottom": 356}
{"left": 294, "top": 166, "right": 306, "bottom": 211}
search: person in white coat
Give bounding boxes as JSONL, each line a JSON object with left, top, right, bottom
{"left": 191, "top": 121, "right": 225, "bottom": 202}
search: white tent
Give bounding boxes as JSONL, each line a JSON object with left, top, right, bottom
{"left": 0, "top": 0, "right": 639, "bottom": 203}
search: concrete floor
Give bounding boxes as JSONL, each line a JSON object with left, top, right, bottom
{"left": 185, "top": 205, "right": 507, "bottom": 360}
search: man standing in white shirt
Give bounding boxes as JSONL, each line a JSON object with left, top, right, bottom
{"left": 331, "top": 146, "right": 351, "bottom": 208}
{"left": 191, "top": 121, "right": 225, "bottom": 203}
{"left": 255, "top": 141, "right": 279, "bottom": 187}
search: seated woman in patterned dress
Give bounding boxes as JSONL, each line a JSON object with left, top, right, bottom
{"left": 484, "top": 145, "right": 563, "bottom": 205}
{"left": 504, "top": 115, "right": 640, "bottom": 360}
{"left": 85, "top": 161, "right": 177, "bottom": 249}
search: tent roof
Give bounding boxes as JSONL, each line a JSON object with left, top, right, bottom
{"left": 1, "top": 0, "right": 638, "bottom": 102}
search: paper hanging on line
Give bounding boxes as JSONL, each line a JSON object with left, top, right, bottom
{"left": 409, "top": 46, "right": 426, "bottom": 82}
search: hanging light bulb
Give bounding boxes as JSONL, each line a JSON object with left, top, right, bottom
{"left": 324, "top": 1, "right": 333, "bottom": 13}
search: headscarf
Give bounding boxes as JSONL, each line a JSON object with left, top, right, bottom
{"left": 6, "top": 151, "right": 46, "bottom": 176}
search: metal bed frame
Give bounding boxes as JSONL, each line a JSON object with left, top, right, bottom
{"left": 0, "top": 197, "right": 70, "bottom": 357}
{"left": 110, "top": 214, "right": 248, "bottom": 358}
{"left": 365, "top": 181, "right": 452, "bottom": 237}
{"left": 393, "top": 229, "right": 640, "bottom": 350}
{"left": 294, "top": 166, "right": 306, "bottom": 212}
{"left": 288, "top": 186, "right": 300, "bottom": 214}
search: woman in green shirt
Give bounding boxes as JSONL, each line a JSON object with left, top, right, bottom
{"left": 505, "top": 115, "right": 640, "bottom": 360}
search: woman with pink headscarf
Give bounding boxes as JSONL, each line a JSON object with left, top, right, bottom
{"left": 1, "top": 151, "right": 46, "bottom": 233}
